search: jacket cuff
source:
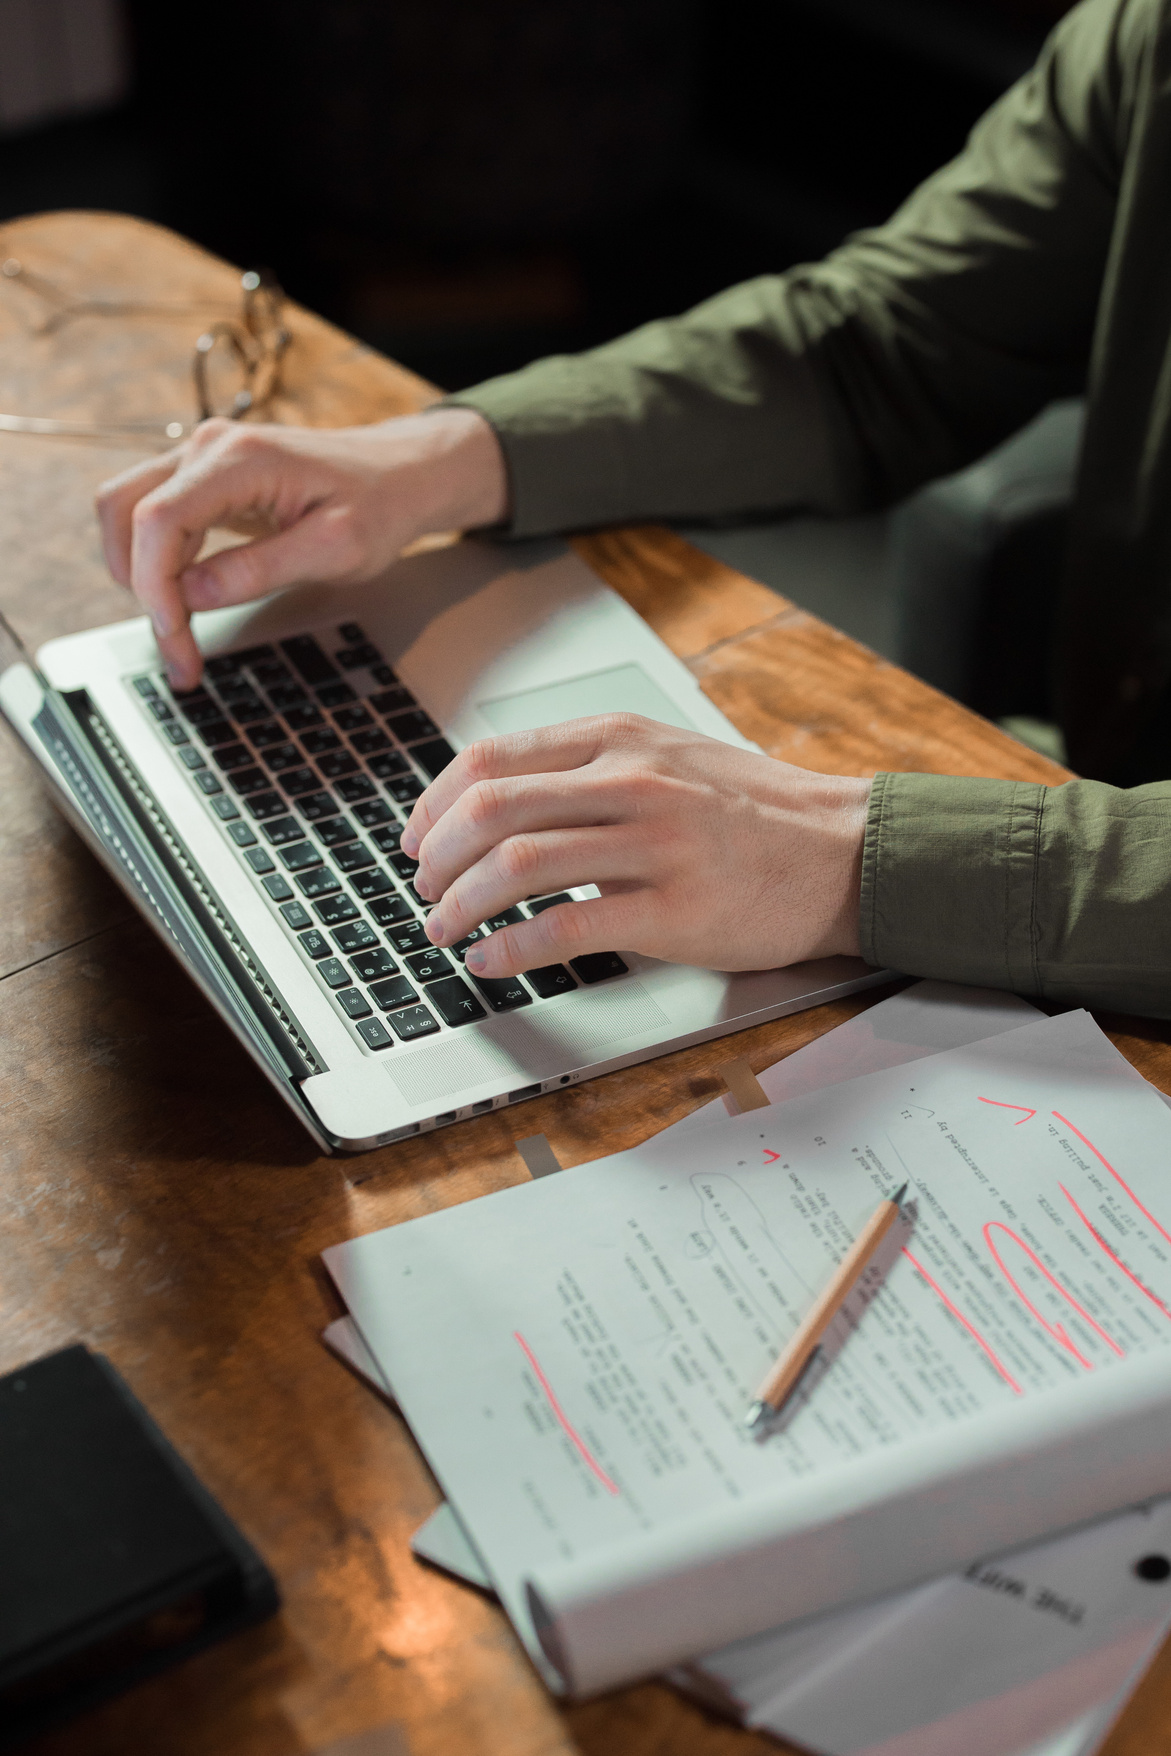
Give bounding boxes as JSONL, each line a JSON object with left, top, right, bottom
{"left": 860, "top": 771, "right": 1045, "bottom": 993}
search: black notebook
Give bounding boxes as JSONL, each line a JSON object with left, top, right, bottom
{"left": 0, "top": 1344, "right": 278, "bottom": 1746}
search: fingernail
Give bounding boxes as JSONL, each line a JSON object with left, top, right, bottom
{"left": 401, "top": 827, "right": 419, "bottom": 856}
{"left": 466, "top": 948, "right": 486, "bottom": 971}
{"left": 427, "top": 915, "right": 445, "bottom": 943}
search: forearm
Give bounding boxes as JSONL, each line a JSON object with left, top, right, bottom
{"left": 861, "top": 771, "right": 1171, "bottom": 1016}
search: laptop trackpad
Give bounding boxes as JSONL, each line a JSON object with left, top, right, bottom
{"left": 477, "top": 663, "right": 697, "bottom": 735}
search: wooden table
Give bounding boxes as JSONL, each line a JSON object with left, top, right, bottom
{"left": 1, "top": 211, "right": 1169, "bottom": 1756}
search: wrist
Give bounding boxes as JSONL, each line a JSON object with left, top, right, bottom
{"left": 811, "top": 774, "right": 869, "bottom": 961}
{"left": 393, "top": 406, "right": 509, "bottom": 535}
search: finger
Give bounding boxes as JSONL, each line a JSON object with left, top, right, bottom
{"left": 177, "top": 502, "right": 361, "bottom": 613}
{"left": 413, "top": 767, "right": 636, "bottom": 903}
{"left": 462, "top": 892, "right": 648, "bottom": 977}
{"left": 423, "top": 826, "right": 640, "bottom": 947}
{"left": 401, "top": 717, "right": 617, "bottom": 856}
{"left": 95, "top": 451, "right": 182, "bottom": 587}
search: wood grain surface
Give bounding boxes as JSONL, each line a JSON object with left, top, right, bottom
{"left": 1, "top": 212, "right": 1168, "bottom": 1756}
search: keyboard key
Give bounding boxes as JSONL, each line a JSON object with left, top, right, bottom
{"left": 389, "top": 851, "right": 419, "bottom": 880}
{"left": 525, "top": 963, "right": 577, "bottom": 998}
{"left": 369, "top": 974, "right": 418, "bottom": 1011}
{"left": 334, "top": 704, "right": 373, "bottom": 732}
{"left": 220, "top": 689, "right": 266, "bottom": 721}
{"left": 406, "top": 947, "right": 453, "bottom": 984}
{"left": 267, "top": 682, "right": 309, "bottom": 711}
{"left": 354, "top": 799, "right": 394, "bottom": 827}
{"left": 370, "top": 684, "right": 416, "bottom": 713}
{"left": 251, "top": 659, "right": 291, "bottom": 688}
{"left": 387, "top": 709, "right": 440, "bottom": 743}
{"left": 368, "top": 750, "right": 409, "bottom": 779}
{"left": 335, "top": 841, "right": 376, "bottom": 873}
{"left": 387, "top": 1003, "right": 439, "bottom": 1041}
{"left": 370, "top": 822, "right": 403, "bottom": 853}
{"left": 317, "top": 958, "right": 351, "bottom": 989}
{"left": 194, "top": 770, "right": 223, "bottom": 794}
{"left": 296, "top": 866, "right": 341, "bottom": 899}
{"left": 179, "top": 746, "right": 205, "bottom": 769}
{"left": 338, "top": 621, "right": 367, "bottom": 644}
{"left": 280, "top": 900, "right": 314, "bottom": 930}
{"left": 133, "top": 674, "right": 158, "bottom": 697}
{"left": 263, "top": 742, "right": 303, "bottom": 772}
{"left": 412, "top": 737, "right": 457, "bottom": 779}
{"left": 178, "top": 694, "right": 221, "bottom": 724}
{"left": 262, "top": 874, "right": 295, "bottom": 902}
{"left": 368, "top": 894, "right": 413, "bottom": 926}
{"left": 356, "top": 1017, "right": 394, "bottom": 1051}
{"left": 279, "top": 841, "right": 323, "bottom": 872}
{"left": 349, "top": 946, "right": 397, "bottom": 981}
{"left": 244, "top": 846, "right": 276, "bottom": 874}
{"left": 296, "top": 791, "right": 337, "bottom": 821}
{"left": 247, "top": 720, "right": 287, "bottom": 748}
{"left": 526, "top": 893, "right": 573, "bottom": 916}
{"left": 336, "top": 775, "right": 376, "bottom": 803}
{"left": 147, "top": 696, "right": 174, "bottom": 721}
{"left": 205, "top": 655, "right": 241, "bottom": 679}
{"left": 281, "top": 634, "right": 337, "bottom": 686}
{"left": 318, "top": 681, "right": 357, "bottom": 708}
{"left": 387, "top": 775, "right": 425, "bottom": 803}
{"left": 427, "top": 976, "right": 487, "bottom": 1026}
{"left": 233, "top": 643, "right": 277, "bottom": 665}
{"left": 301, "top": 726, "right": 342, "bottom": 755}
{"left": 262, "top": 815, "right": 305, "bottom": 846}
{"left": 470, "top": 973, "right": 532, "bottom": 1011}
{"left": 315, "top": 815, "right": 357, "bottom": 847}
{"left": 336, "top": 986, "right": 373, "bottom": 1019}
{"left": 332, "top": 920, "right": 378, "bottom": 954}
{"left": 298, "top": 928, "right": 330, "bottom": 959}
{"left": 385, "top": 920, "right": 430, "bottom": 955}
{"left": 486, "top": 906, "right": 524, "bottom": 930}
{"left": 369, "top": 664, "right": 398, "bottom": 688}
{"left": 351, "top": 727, "right": 391, "bottom": 755}
{"left": 405, "top": 883, "right": 430, "bottom": 907}
{"left": 353, "top": 869, "right": 394, "bottom": 900}
{"left": 315, "top": 892, "right": 360, "bottom": 926}
{"left": 229, "top": 766, "right": 271, "bottom": 794}
{"left": 196, "top": 718, "right": 237, "bottom": 746}
{"left": 451, "top": 927, "right": 485, "bottom": 961}
{"left": 283, "top": 703, "right": 324, "bottom": 731}
{"left": 280, "top": 767, "right": 321, "bottom": 796}
{"left": 569, "top": 952, "right": 629, "bottom": 983}
{"left": 318, "top": 750, "right": 359, "bottom": 778}
{"left": 215, "top": 678, "right": 255, "bottom": 706}
{"left": 246, "top": 790, "right": 287, "bottom": 820}
{"left": 210, "top": 795, "right": 240, "bottom": 820}
{"left": 227, "top": 821, "right": 257, "bottom": 846}
{"left": 336, "top": 641, "right": 381, "bottom": 669}
{"left": 213, "top": 743, "right": 254, "bottom": 771}
{"left": 164, "top": 722, "right": 190, "bottom": 746}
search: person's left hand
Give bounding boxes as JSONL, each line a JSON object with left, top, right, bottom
{"left": 401, "top": 714, "right": 870, "bottom": 977}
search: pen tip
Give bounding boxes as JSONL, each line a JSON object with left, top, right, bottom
{"left": 891, "top": 1181, "right": 909, "bottom": 1207}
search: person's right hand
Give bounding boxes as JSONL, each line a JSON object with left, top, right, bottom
{"left": 95, "top": 406, "right": 508, "bottom": 690}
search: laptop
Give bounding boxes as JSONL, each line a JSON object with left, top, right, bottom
{"left": 0, "top": 537, "right": 887, "bottom": 1151}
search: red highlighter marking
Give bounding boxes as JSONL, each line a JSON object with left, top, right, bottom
{"left": 978, "top": 1097, "right": 1037, "bottom": 1124}
{"left": 1053, "top": 1111, "right": 1171, "bottom": 1252}
{"left": 983, "top": 1222, "right": 1124, "bottom": 1364}
{"left": 762, "top": 1148, "right": 781, "bottom": 1164}
{"left": 1060, "top": 1183, "right": 1171, "bottom": 1320}
{"left": 902, "top": 1246, "right": 1022, "bottom": 1393}
{"left": 514, "top": 1331, "right": 620, "bottom": 1496}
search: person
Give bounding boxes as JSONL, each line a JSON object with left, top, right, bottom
{"left": 96, "top": 0, "right": 1171, "bottom": 1019}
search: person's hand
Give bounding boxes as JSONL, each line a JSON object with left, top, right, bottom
{"left": 95, "top": 407, "right": 508, "bottom": 691}
{"left": 402, "top": 715, "right": 870, "bottom": 976}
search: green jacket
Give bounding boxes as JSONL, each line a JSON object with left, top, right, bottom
{"left": 451, "top": 0, "right": 1171, "bottom": 1017}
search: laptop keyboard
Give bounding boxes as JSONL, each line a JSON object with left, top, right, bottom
{"left": 129, "top": 622, "right": 627, "bottom": 1055}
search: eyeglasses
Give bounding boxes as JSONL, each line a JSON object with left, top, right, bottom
{"left": 0, "top": 259, "right": 293, "bottom": 443}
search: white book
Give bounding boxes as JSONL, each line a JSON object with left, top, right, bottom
{"left": 322, "top": 998, "right": 1171, "bottom": 1711}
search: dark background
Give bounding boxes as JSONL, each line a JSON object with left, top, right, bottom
{"left": 0, "top": 0, "right": 1073, "bottom": 394}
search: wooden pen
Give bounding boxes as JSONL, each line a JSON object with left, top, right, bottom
{"left": 745, "top": 1181, "right": 908, "bottom": 1430}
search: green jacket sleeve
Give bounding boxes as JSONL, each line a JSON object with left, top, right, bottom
{"left": 861, "top": 773, "right": 1171, "bottom": 1015}
{"left": 448, "top": 0, "right": 1145, "bottom": 536}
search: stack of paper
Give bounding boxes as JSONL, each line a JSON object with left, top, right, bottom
{"left": 323, "top": 983, "right": 1171, "bottom": 1753}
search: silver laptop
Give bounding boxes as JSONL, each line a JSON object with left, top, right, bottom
{"left": 0, "top": 537, "right": 886, "bottom": 1151}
